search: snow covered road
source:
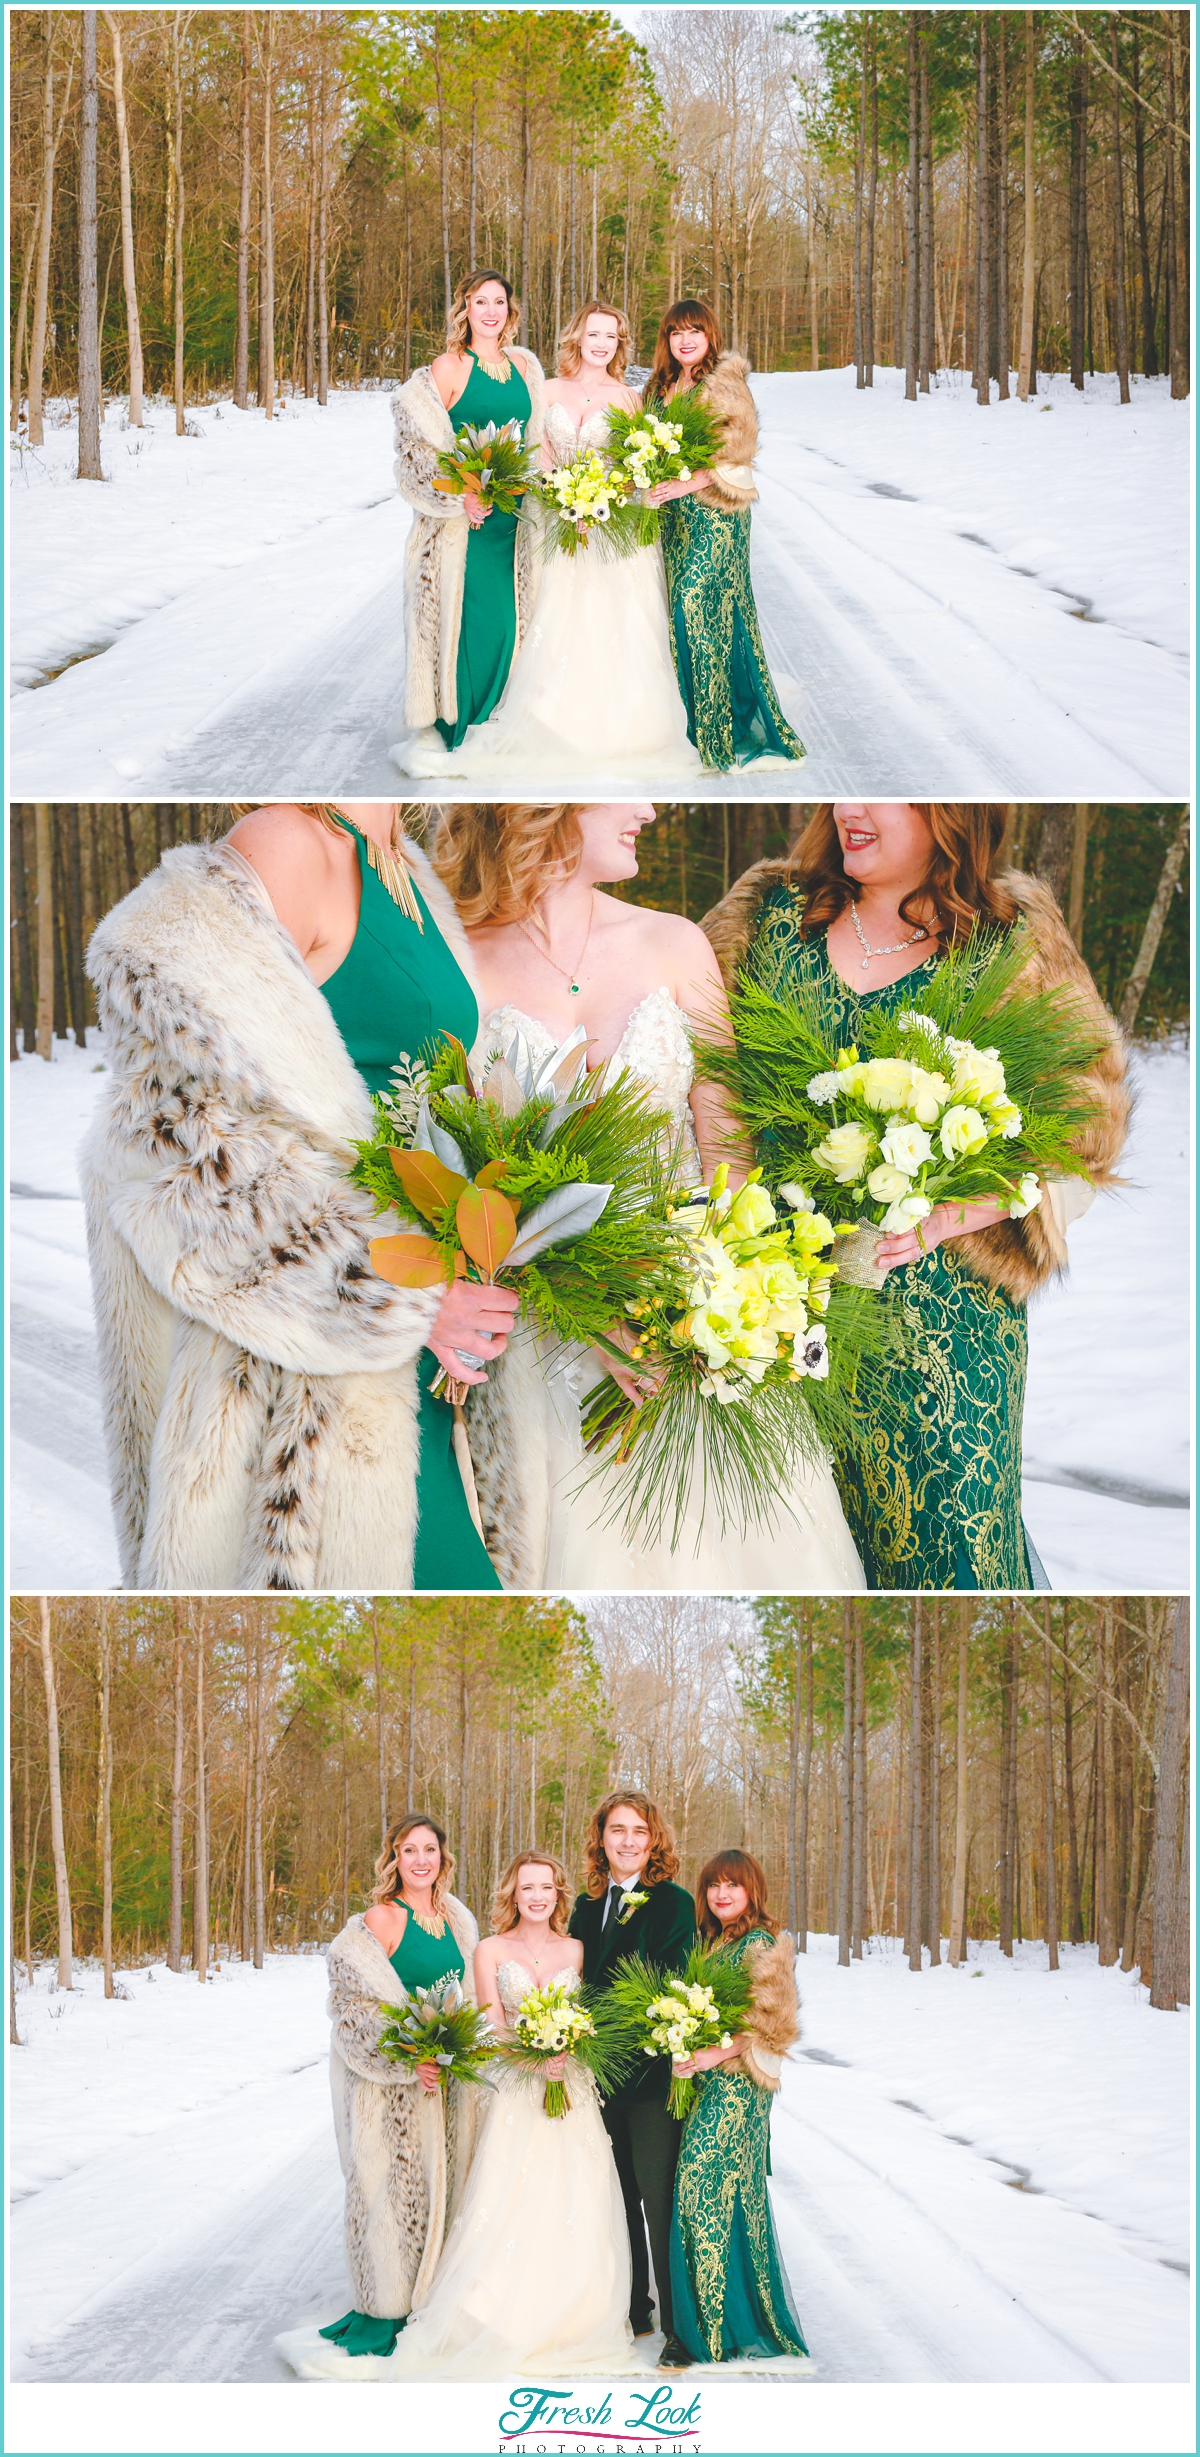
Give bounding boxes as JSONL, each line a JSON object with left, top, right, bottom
{"left": 7, "top": 371, "right": 1188, "bottom": 799}
{"left": 7, "top": 1036, "right": 1189, "bottom": 1593}
{"left": 9, "top": 1942, "right": 1188, "bottom": 2385}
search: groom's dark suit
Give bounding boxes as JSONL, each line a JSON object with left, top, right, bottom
{"left": 570, "top": 1877, "right": 696, "bottom": 2338}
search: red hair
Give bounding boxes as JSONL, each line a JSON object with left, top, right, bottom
{"left": 786, "top": 803, "right": 1018, "bottom": 949}
{"left": 643, "top": 299, "right": 723, "bottom": 403}
{"left": 695, "top": 1848, "right": 778, "bottom": 1945}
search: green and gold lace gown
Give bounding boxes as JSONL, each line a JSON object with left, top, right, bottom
{"left": 320, "top": 822, "right": 500, "bottom": 1591}
{"left": 656, "top": 380, "right": 804, "bottom": 772}
{"left": 319, "top": 1911, "right": 467, "bottom": 2358}
{"left": 669, "top": 1929, "right": 808, "bottom": 2365}
{"left": 752, "top": 885, "right": 1036, "bottom": 1591}
{"left": 436, "top": 351, "right": 532, "bottom": 752}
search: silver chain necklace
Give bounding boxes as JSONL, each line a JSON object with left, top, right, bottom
{"left": 515, "top": 895, "right": 595, "bottom": 996}
{"left": 849, "top": 901, "right": 928, "bottom": 972}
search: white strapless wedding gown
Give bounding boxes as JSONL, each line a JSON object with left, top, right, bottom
{"left": 280, "top": 1964, "right": 635, "bottom": 2382}
{"left": 396, "top": 404, "right": 703, "bottom": 780}
{"left": 480, "top": 996, "right": 867, "bottom": 1592}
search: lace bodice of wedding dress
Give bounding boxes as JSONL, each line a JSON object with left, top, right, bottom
{"left": 497, "top": 1956, "right": 576, "bottom": 2021}
{"left": 396, "top": 401, "right": 703, "bottom": 782}
{"left": 480, "top": 989, "right": 701, "bottom": 1178}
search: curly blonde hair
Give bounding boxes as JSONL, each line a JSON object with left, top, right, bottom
{"left": 557, "top": 298, "right": 630, "bottom": 382}
{"left": 372, "top": 1814, "right": 456, "bottom": 1917}
{"left": 491, "top": 1850, "right": 572, "bottom": 1937}
{"left": 447, "top": 267, "right": 520, "bottom": 355}
{"left": 430, "top": 802, "right": 587, "bottom": 927}
{"left": 582, "top": 1790, "right": 680, "bottom": 1900}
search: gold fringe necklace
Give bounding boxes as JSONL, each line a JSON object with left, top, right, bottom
{"left": 330, "top": 807, "right": 424, "bottom": 932}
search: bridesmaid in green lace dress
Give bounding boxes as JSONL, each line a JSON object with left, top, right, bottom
{"left": 391, "top": 270, "right": 544, "bottom": 760}
{"left": 702, "top": 802, "right": 1128, "bottom": 1592}
{"left": 229, "top": 800, "right": 514, "bottom": 1590}
{"left": 644, "top": 300, "right": 803, "bottom": 774}
{"left": 662, "top": 1852, "right": 807, "bottom": 2372}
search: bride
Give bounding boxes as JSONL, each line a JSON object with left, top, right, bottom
{"left": 396, "top": 301, "right": 701, "bottom": 782}
{"left": 433, "top": 800, "right": 866, "bottom": 1591}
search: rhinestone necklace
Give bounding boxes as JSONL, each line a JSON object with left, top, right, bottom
{"left": 515, "top": 895, "right": 595, "bottom": 996}
{"left": 849, "top": 900, "right": 928, "bottom": 972}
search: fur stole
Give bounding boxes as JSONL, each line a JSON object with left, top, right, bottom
{"left": 392, "top": 353, "right": 546, "bottom": 728}
{"left": 730, "top": 1932, "right": 800, "bottom": 2093}
{"left": 701, "top": 861, "right": 1129, "bottom": 1305}
{"left": 698, "top": 353, "right": 760, "bottom": 511}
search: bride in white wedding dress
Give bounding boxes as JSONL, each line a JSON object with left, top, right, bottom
{"left": 434, "top": 800, "right": 866, "bottom": 1591}
{"left": 396, "top": 301, "right": 702, "bottom": 782}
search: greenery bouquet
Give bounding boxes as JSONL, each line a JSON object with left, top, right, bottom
{"left": 533, "top": 446, "right": 647, "bottom": 559}
{"left": 378, "top": 1975, "right": 496, "bottom": 2090}
{"left": 605, "top": 1945, "right": 755, "bottom": 2121}
{"left": 578, "top": 1162, "right": 886, "bottom": 1548}
{"left": 498, "top": 1973, "right": 633, "bottom": 2118}
{"left": 604, "top": 396, "right": 723, "bottom": 542}
{"left": 351, "top": 1021, "right": 680, "bottom": 1403}
{"left": 432, "top": 417, "right": 538, "bottom": 517}
{"left": 701, "top": 927, "right": 1109, "bottom": 1289}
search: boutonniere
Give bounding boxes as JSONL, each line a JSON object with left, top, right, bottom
{"left": 617, "top": 1888, "right": 649, "bottom": 1925}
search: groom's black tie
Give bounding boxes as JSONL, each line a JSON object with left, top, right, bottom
{"left": 603, "top": 1886, "right": 620, "bottom": 1933}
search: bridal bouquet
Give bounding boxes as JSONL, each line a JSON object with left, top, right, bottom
{"left": 351, "top": 1022, "right": 678, "bottom": 1402}
{"left": 378, "top": 1976, "right": 496, "bottom": 2091}
{"left": 606, "top": 1947, "right": 755, "bottom": 2121}
{"left": 533, "top": 447, "right": 647, "bottom": 560}
{"left": 578, "top": 1163, "right": 883, "bottom": 1547}
{"left": 604, "top": 397, "right": 722, "bottom": 543}
{"left": 498, "top": 1974, "right": 631, "bottom": 2119}
{"left": 432, "top": 418, "right": 538, "bottom": 517}
{"left": 703, "top": 928, "right": 1109, "bottom": 1290}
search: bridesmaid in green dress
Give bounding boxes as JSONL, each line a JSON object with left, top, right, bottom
{"left": 229, "top": 799, "right": 513, "bottom": 1591}
{"left": 664, "top": 1852, "right": 807, "bottom": 2371}
{"left": 701, "top": 801, "right": 1128, "bottom": 1592}
{"left": 392, "top": 270, "right": 543, "bottom": 758}
{"left": 644, "top": 300, "right": 804, "bottom": 774}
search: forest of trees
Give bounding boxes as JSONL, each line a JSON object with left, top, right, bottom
{"left": 8, "top": 6, "right": 1190, "bottom": 448}
{"left": 8, "top": 798, "right": 1190, "bottom": 1063}
{"left": 9, "top": 1593, "right": 1190, "bottom": 2030}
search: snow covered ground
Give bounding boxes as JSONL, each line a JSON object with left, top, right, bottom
{"left": 6, "top": 368, "right": 1188, "bottom": 798}
{"left": 6, "top": 1033, "right": 1189, "bottom": 1594}
{"left": 7, "top": 1937, "right": 1189, "bottom": 2385}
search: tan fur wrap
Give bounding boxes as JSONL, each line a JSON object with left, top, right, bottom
{"left": 82, "top": 838, "right": 544, "bottom": 1589}
{"left": 699, "top": 353, "right": 761, "bottom": 511}
{"left": 701, "top": 862, "right": 1130, "bottom": 1306}
{"left": 326, "top": 1903, "right": 482, "bottom": 2318}
{"left": 392, "top": 353, "right": 546, "bottom": 728}
{"left": 730, "top": 1932, "right": 800, "bottom": 2093}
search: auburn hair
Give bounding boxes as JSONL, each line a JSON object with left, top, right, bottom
{"left": 430, "top": 801, "right": 587, "bottom": 927}
{"left": 557, "top": 298, "right": 631, "bottom": 382}
{"left": 695, "top": 1848, "right": 778, "bottom": 1945}
{"left": 491, "top": 1850, "right": 572, "bottom": 1938}
{"left": 786, "top": 803, "right": 1018, "bottom": 949}
{"left": 372, "top": 1814, "right": 456, "bottom": 1917}
{"left": 582, "top": 1790, "right": 680, "bottom": 1900}
{"left": 446, "top": 267, "right": 520, "bottom": 354}
{"left": 643, "top": 298, "right": 723, "bottom": 404}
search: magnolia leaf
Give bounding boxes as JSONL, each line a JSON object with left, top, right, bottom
{"left": 532, "top": 1024, "right": 590, "bottom": 1100}
{"left": 479, "top": 1056, "right": 528, "bottom": 1119}
{"left": 390, "top": 1148, "right": 467, "bottom": 1221}
{"left": 456, "top": 1183, "right": 518, "bottom": 1274}
{"left": 474, "top": 1156, "right": 519, "bottom": 1206}
{"left": 412, "top": 1097, "right": 470, "bottom": 1176}
{"left": 504, "top": 1180, "right": 613, "bottom": 1266}
{"left": 369, "top": 1233, "right": 449, "bottom": 1289}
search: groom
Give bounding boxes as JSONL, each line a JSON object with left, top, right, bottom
{"left": 570, "top": 1789, "right": 696, "bottom": 2362}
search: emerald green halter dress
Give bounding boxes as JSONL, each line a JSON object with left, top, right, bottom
{"left": 751, "top": 887, "right": 1036, "bottom": 1592}
{"left": 436, "top": 351, "right": 533, "bottom": 752}
{"left": 320, "top": 824, "right": 499, "bottom": 1591}
{"left": 319, "top": 1909, "right": 467, "bottom": 2359}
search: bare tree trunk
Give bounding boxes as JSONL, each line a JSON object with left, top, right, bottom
{"left": 304, "top": 62, "right": 316, "bottom": 397}
{"left": 787, "top": 1609, "right": 801, "bottom": 1935}
{"left": 995, "top": 17, "right": 1010, "bottom": 396}
{"left": 1067, "top": 804, "right": 1090, "bottom": 950}
{"left": 918, "top": 23, "right": 934, "bottom": 389}
{"left": 520, "top": 76, "right": 533, "bottom": 346}
{"left": 104, "top": 13, "right": 143, "bottom": 426}
{"left": 1017, "top": 12, "right": 1036, "bottom": 398}
{"left": 797, "top": 1620, "right": 813, "bottom": 1949}
{"left": 904, "top": 13, "right": 919, "bottom": 401}
{"left": 1165, "top": 17, "right": 1188, "bottom": 400}
{"left": 1109, "top": 14, "right": 1131, "bottom": 403}
{"left": 974, "top": 16, "right": 991, "bottom": 405}
{"left": 1097, "top": 1609, "right": 1118, "bottom": 1965}
{"left": 194, "top": 1613, "right": 209, "bottom": 1979}
{"left": 316, "top": 31, "right": 329, "bottom": 405}
{"left": 1042, "top": 1607, "right": 1059, "bottom": 1970}
{"left": 98, "top": 1599, "right": 114, "bottom": 1996}
{"left": 35, "top": 805, "right": 55, "bottom": 1059}
{"left": 1068, "top": 37, "right": 1085, "bottom": 390}
{"left": 864, "top": 26, "right": 878, "bottom": 383}
{"left": 406, "top": 1638, "right": 416, "bottom": 1811}
{"left": 258, "top": 15, "right": 275, "bottom": 417}
{"left": 853, "top": 1609, "right": 867, "bottom": 1954}
{"left": 1130, "top": 23, "right": 1157, "bottom": 377}
{"left": 434, "top": 19, "right": 452, "bottom": 330}
{"left": 171, "top": 14, "right": 186, "bottom": 437}
{"left": 234, "top": 11, "right": 252, "bottom": 407}
{"left": 1150, "top": 1599, "right": 1189, "bottom": 2009}
{"left": 253, "top": 1616, "right": 266, "bottom": 1966}
{"left": 1034, "top": 804, "right": 1074, "bottom": 909}
{"left": 28, "top": 22, "right": 67, "bottom": 449}
{"left": 1061, "top": 1621, "right": 1084, "bottom": 1943}
{"left": 838, "top": 1605, "right": 853, "bottom": 1965}
{"left": 168, "top": 1601, "right": 185, "bottom": 1969}
{"left": 927, "top": 1604, "right": 941, "bottom": 1961}
{"left": 1117, "top": 812, "right": 1189, "bottom": 1034}
{"left": 38, "top": 1600, "right": 73, "bottom": 1989}
{"left": 853, "top": 29, "right": 866, "bottom": 387}
{"left": 998, "top": 1614, "right": 1014, "bottom": 1953}
{"left": 906, "top": 1603, "right": 923, "bottom": 1969}
{"left": 372, "top": 1605, "right": 387, "bottom": 1852}
{"left": 948, "top": 1608, "right": 970, "bottom": 1963}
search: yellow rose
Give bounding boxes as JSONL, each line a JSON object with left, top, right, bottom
{"left": 908, "top": 1068, "right": 952, "bottom": 1126}
{"left": 858, "top": 1058, "right": 914, "bottom": 1113}
{"left": 727, "top": 1181, "right": 777, "bottom": 1238}
{"left": 950, "top": 1041, "right": 1007, "bottom": 1103}
{"left": 812, "top": 1122, "right": 877, "bottom": 1183}
{"left": 939, "top": 1104, "right": 989, "bottom": 1160}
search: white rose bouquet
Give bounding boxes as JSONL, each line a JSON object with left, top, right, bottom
{"left": 604, "top": 396, "right": 722, "bottom": 543}
{"left": 702, "top": 925, "right": 1110, "bottom": 1290}
{"left": 498, "top": 1973, "right": 631, "bottom": 2119}
{"left": 579, "top": 1162, "right": 885, "bottom": 1547}
{"left": 606, "top": 1947, "right": 756, "bottom": 2121}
